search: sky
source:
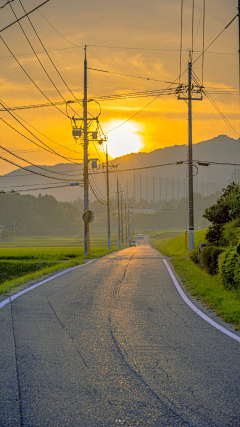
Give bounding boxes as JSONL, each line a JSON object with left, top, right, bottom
{"left": 0, "top": 0, "right": 238, "bottom": 174}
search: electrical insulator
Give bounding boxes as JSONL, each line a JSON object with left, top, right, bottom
{"left": 92, "top": 132, "right": 98, "bottom": 139}
{"left": 92, "top": 160, "right": 98, "bottom": 169}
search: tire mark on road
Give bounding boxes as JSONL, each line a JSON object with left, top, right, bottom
{"left": 108, "top": 314, "right": 194, "bottom": 427}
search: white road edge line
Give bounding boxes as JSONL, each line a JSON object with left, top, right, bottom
{"left": 0, "top": 259, "right": 95, "bottom": 311}
{"left": 163, "top": 259, "right": 240, "bottom": 343}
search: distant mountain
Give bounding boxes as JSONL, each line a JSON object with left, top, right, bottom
{"left": 1, "top": 135, "right": 239, "bottom": 203}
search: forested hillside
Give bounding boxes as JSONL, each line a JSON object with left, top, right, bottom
{"left": 0, "top": 192, "right": 81, "bottom": 237}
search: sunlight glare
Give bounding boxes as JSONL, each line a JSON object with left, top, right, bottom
{"left": 106, "top": 121, "right": 144, "bottom": 158}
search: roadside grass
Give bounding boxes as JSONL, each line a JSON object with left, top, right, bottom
{"left": 151, "top": 229, "right": 207, "bottom": 256}
{"left": 0, "top": 242, "right": 121, "bottom": 295}
{"left": 151, "top": 230, "right": 240, "bottom": 329}
{"left": 171, "top": 258, "right": 240, "bottom": 329}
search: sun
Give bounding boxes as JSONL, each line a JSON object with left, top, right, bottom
{"left": 105, "top": 120, "right": 144, "bottom": 158}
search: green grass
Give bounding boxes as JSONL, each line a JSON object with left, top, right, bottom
{"left": 0, "top": 241, "right": 121, "bottom": 295}
{"left": 171, "top": 257, "right": 240, "bottom": 329}
{"left": 151, "top": 229, "right": 207, "bottom": 257}
{"left": 151, "top": 229, "right": 240, "bottom": 329}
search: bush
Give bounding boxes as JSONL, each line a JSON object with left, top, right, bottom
{"left": 222, "top": 217, "right": 240, "bottom": 247}
{"left": 219, "top": 248, "right": 240, "bottom": 290}
{"left": 187, "top": 248, "right": 199, "bottom": 263}
{"left": 201, "top": 246, "right": 223, "bottom": 275}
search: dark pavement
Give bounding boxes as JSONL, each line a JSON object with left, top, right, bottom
{"left": 1, "top": 237, "right": 240, "bottom": 426}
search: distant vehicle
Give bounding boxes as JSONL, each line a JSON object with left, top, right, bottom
{"left": 129, "top": 238, "right": 136, "bottom": 247}
{"left": 137, "top": 234, "right": 144, "bottom": 239}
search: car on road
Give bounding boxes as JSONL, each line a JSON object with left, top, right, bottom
{"left": 129, "top": 238, "right": 136, "bottom": 247}
{"left": 137, "top": 234, "right": 144, "bottom": 239}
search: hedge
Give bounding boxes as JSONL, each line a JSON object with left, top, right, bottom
{"left": 201, "top": 246, "right": 223, "bottom": 275}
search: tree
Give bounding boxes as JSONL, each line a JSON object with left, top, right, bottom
{"left": 203, "top": 183, "right": 240, "bottom": 245}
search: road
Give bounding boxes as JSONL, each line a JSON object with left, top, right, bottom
{"left": 0, "top": 236, "right": 240, "bottom": 427}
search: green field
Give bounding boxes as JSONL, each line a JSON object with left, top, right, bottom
{"left": 0, "top": 236, "right": 121, "bottom": 295}
{"left": 150, "top": 230, "right": 240, "bottom": 329}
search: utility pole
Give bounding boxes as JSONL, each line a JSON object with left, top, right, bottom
{"left": 159, "top": 176, "right": 161, "bottom": 205}
{"left": 178, "top": 51, "right": 202, "bottom": 251}
{"left": 128, "top": 202, "right": 130, "bottom": 241}
{"left": 187, "top": 56, "right": 194, "bottom": 251}
{"left": 83, "top": 46, "right": 89, "bottom": 257}
{"left": 133, "top": 173, "right": 135, "bottom": 202}
{"left": 153, "top": 175, "right": 155, "bottom": 207}
{"left": 117, "top": 176, "right": 121, "bottom": 247}
{"left": 120, "top": 190, "right": 123, "bottom": 244}
{"left": 146, "top": 175, "right": 148, "bottom": 205}
{"left": 125, "top": 200, "right": 127, "bottom": 243}
{"left": 140, "top": 174, "right": 142, "bottom": 205}
{"left": 106, "top": 146, "right": 111, "bottom": 250}
{"left": 238, "top": 0, "right": 240, "bottom": 94}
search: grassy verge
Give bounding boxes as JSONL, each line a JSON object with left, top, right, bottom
{"left": 172, "top": 257, "right": 240, "bottom": 329}
{"left": 0, "top": 245, "right": 120, "bottom": 295}
{"left": 151, "top": 230, "right": 240, "bottom": 329}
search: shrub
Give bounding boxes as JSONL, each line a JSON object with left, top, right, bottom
{"left": 201, "top": 246, "right": 223, "bottom": 275}
{"left": 222, "top": 217, "right": 240, "bottom": 247}
{"left": 187, "top": 248, "right": 199, "bottom": 263}
{"left": 219, "top": 248, "right": 240, "bottom": 290}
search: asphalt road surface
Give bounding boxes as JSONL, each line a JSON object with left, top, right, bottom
{"left": 1, "top": 236, "right": 240, "bottom": 427}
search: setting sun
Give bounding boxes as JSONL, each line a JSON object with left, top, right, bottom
{"left": 105, "top": 120, "right": 144, "bottom": 159}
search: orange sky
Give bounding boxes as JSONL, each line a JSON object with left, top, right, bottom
{"left": 0, "top": 0, "right": 238, "bottom": 175}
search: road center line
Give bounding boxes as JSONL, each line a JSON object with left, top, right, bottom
{"left": 0, "top": 259, "right": 95, "bottom": 311}
{"left": 163, "top": 259, "right": 240, "bottom": 343}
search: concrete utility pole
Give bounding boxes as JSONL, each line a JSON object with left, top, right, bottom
{"left": 106, "top": 146, "right": 111, "bottom": 250}
{"left": 187, "top": 57, "right": 194, "bottom": 251}
{"left": 140, "top": 174, "right": 142, "bottom": 204}
{"left": 153, "top": 175, "right": 155, "bottom": 207}
{"left": 83, "top": 46, "right": 89, "bottom": 257}
{"left": 117, "top": 176, "right": 121, "bottom": 247}
{"left": 178, "top": 51, "right": 202, "bottom": 251}
{"left": 125, "top": 200, "right": 127, "bottom": 243}
{"left": 120, "top": 190, "right": 123, "bottom": 244}
{"left": 127, "top": 203, "right": 130, "bottom": 240}
{"left": 134, "top": 173, "right": 135, "bottom": 205}
{"left": 238, "top": 0, "right": 240, "bottom": 94}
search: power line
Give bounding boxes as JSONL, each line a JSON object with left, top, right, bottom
{"left": 91, "top": 161, "right": 187, "bottom": 174}
{"left": 0, "top": 0, "right": 50, "bottom": 33}
{"left": 0, "top": 100, "right": 84, "bottom": 164}
{"left": 0, "top": 184, "right": 82, "bottom": 193}
{"left": 30, "top": 0, "right": 82, "bottom": 48}
{"left": 0, "top": 36, "right": 67, "bottom": 118}
{"left": 18, "top": 0, "right": 84, "bottom": 112}
{"left": 87, "top": 67, "right": 179, "bottom": 84}
{"left": 0, "top": 153, "right": 79, "bottom": 182}
{"left": 87, "top": 44, "right": 237, "bottom": 55}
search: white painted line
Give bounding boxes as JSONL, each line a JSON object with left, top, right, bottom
{"left": 0, "top": 259, "right": 95, "bottom": 311}
{"left": 163, "top": 259, "right": 240, "bottom": 343}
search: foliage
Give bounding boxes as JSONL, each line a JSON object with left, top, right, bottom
{"left": 203, "top": 183, "right": 240, "bottom": 245}
{"left": 0, "top": 192, "right": 81, "bottom": 237}
{"left": 222, "top": 218, "right": 240, "bottom": 247}
{"left": 187, "top": 248, "right": 199, "bottom": 263}
{"left": 171, "top": 257, "right": 240, "bottom": 329}
{"left": 200, "top": 246, "right": 223, "bottom": 275}
{"left": 219, "top": 248, "right": 240, "bottom": 290}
